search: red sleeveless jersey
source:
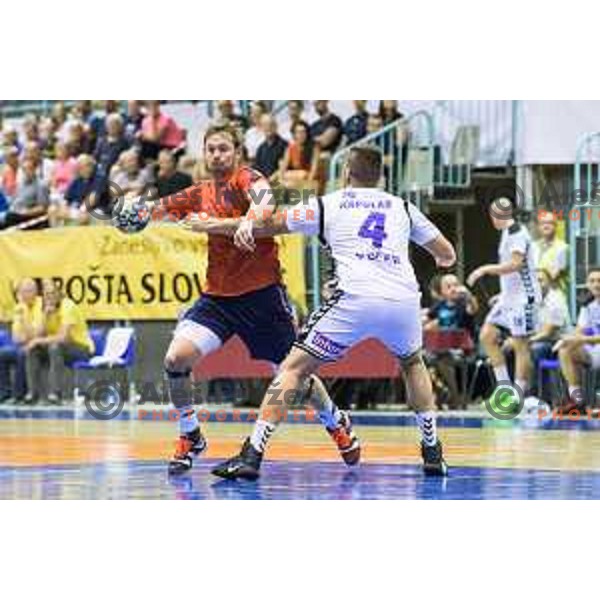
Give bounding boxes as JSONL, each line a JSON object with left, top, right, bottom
{"left": 161, "top": 166, "right": 282, "bottom": 296}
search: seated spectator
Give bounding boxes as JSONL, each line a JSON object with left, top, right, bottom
{"left": 214, "top": 100, "right": 248, "bottom": 131}
{"left": 344, "top": 100, "right": 369, "bottom": 145}
{"left": 65, "top": 120, "right": 93, "bottom": 156}
{"left": 280, "top": 100, "right": 305, "bottom": 142}
{"left": 113, "top": 150, "right": 153, "bottom": 197}
{"left": 22, "top": 114, "right": 40, "bottom": 145}
{"left": 124, "top": 100, "right": 145, "bottom": 141}
{"left": 139, "top": 101, "right": 185, "bottom": 161}
{"left": 0, "top": 278, "right": 39, "bottom": 403}
{"left": 253, "top": 115, "right": 288, "bottom": 181}
{"left": 279, "top": 120, "right": 320, "bottom": 190}
{"left": 39, "top": 117, "right": 58, "bottom": 156}
{"left": 424, "top": 274, "right": 478, "bottom": 409}
{"left": 2, "top": 126, "right": 22, "bottom": 156}
{"left": 94, "top": 113, "right": 130, "bottom": 179}
{"left": 244, "top": 101, "right": 268, "bottom": 160}
{"left": 73, "top": 100, "right": 104, "bottom": 150}
{"left": 49, "top": 154, "right": 101, "bottom": 226}
{"left": 557, "top": 268, "right": 600, "bottom": 410}
{"left": 1, "top": 146, "right": 19, "bottom": 200}
{"left": 24, "top": 280, "right": 94, "bottom": 404}
{"left": 155, "top": 149, "right": 193, "bottom": 197}
{"left": 379, "top": 99, "right": 404, "bottom": 124}
{"left": 0, "top": 157, "right": 49, "bottom": 229}
{"left": 310, "top": 100, "right": 343, "bottom": 154}
{"left": 48, "top": 141, "right": 77, "bottom": 200}
{"left": 22, "top": 141, "right": 53, "bottom": 183}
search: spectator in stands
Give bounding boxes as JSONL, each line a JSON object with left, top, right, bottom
{"left": 280, "top": 100, "right": 305, "bottom": 142}
{"left": 367, "top": 113, "right": 384, "bottom": 135}
{"left": 48, "top": 141, "right": 77, "bottom": 199}
{"left": 379, "top": 100, "right": 404, "bottom": 125}
{"left": 533, "top": 211, "right": 569, "bottom": 301}
{"left": 344, "top": 100, "right": 369, "bottom": 145}
{"left": 65, "top": 120, "right": 93, "bottom": 156}
{"left": 24, "top": 279, "right": 94, "bottom": 404}
{"left": 557, "top": 267, "right": 600, "bottom": 410}
{"left": 125, "top": 100, "right": 145, "bottom": 140}
{"left": 113, "top": 150, "right": 153, "bottom": 197}
{"left": 279, "top": 120, "right": 320, "bottom": 189}
{"left": 70, "top": 101, "right": 101, "bottom": 153}
{"left": 310, "top": 100, "right": 343, "bottom": 154}
{"left": 49, "top": 154, "right": 100, "bottom": 226}
{"left": 254, "top": 114, "right": 288, "bottom": 181}
{"left": 39, "top": 118, "right": 58, "bottom": 156}
{"left": 94, "top": 113, "right": 130, "bottom": 179}
{"left": 0, "top": 157, "right": 49, "bottom": 229}
{"left": 0, "top": 278, "right": 40, "bottom": 404}
{"left": 423, "top": 274, "right": 478, "bottom": 409}
{"left": 2, "top": 126, "right": 22, "bottom": 156}
{"left": 51, "top": 101, "right": 69, "bottom": 139}
{"left": 1, "top": 146, "right": 19, "bottom": 199}
{"left": 244, "top": 101, "right": 268, "bottom": 160}
{"left": 22, "top": 114, "right": 40, "bottom": 145}
{"left": 215, "top": 100, "right": 248, "bottom": 131}
{"left": 155, "top": 149, "right": 192, "bottom": 197}
{"left": 139, "top": 101, "right": 185, "bottom": 161}
{"left": 22, "top": 141, "right": 53, "bottom": 182}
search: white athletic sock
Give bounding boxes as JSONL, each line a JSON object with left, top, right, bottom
{"left": 515, "top": 378, "right": 528, "bottom": 395}
{"left": 250, "top": 420, "right": 277, "bottom": 453}
{"left": 415, "top": 411, "right": 437, "bottom": 447}
{"left": 317, "top": 395, "right": 343, "bottom": 431}
{"left": 179, "top": 405, "right": 199, "bottom": 435}
{"left": 568, "top": 386, "right": 583, "bottom": 404}
{"left": 493, "top": 365, "right": 510, "bottom": 384}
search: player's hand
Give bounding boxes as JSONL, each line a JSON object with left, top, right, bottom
{"left": 234, "top": 219, "right": 256, "bottom": 252}
{"left": 467, "top": 266, "right": 488, "bottom": 287}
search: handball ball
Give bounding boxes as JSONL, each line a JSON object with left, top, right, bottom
{"left": 113, "top": 202, "right": 151, "bottom": 234}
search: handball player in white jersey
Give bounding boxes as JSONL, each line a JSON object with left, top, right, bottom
{"left": 468, "top": 197, "right": 541, "bottom": 403}
{"left": 210, "top": 146, "right": 456, "bottom": 480}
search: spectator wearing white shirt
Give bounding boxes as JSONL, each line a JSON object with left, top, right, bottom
{"left": 558, "top": 268, "right": 600, "bottom": 410}
{"left": 244, "top": 101, "right": 267, "bottom": 161}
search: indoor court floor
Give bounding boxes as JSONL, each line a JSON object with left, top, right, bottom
{"left": 1, "top": 407, "right": 600, "bottom": 499}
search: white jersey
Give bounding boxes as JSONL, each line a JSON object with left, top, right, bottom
{"left": 287, "top": 187, "right": 441, "bottom": 300}
{"left": 498, "top": 223, "right": 541, "bottom": 302}
{"left": 577, "top": 299, "right": 600, "bottom": 331}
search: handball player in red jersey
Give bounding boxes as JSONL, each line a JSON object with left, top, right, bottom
{"left": 148, "top": 124, "right": 359, "bottom": 476}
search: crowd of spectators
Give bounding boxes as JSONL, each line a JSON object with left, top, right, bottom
{"left": 0, "top": 100, "right": 408, "bottom": 232}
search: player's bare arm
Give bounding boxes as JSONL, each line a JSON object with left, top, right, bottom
{"left": 422, "top": 234, "right": 456, "bottom": 268}
{"left": 467, "top": 250, "right": 524, "bottom": 287}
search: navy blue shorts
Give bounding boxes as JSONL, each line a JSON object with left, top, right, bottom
{"left": 180, "top": 284, "right": 296, "bottom": 364}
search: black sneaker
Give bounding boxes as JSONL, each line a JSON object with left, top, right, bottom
{"left": 167, "top": 428, "right": 207, "bottom": 476}
{"left": 421, "top": 440, "right": 448, "bottom": 477}
{"left": 211, "top": 438, "right": 263, "bottom": 481}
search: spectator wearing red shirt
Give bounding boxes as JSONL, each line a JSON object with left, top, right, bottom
{"left": 49, "top": 141, "right": 77, "bottom": 199}
{"left": 1, "top": 146, "right": 19, "bottom": 199}
{"left": 279, "top": 120, "right": 320, "bottom": 189}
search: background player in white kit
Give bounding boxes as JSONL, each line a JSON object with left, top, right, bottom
{"left": 468, "top": 197, "right": 541, "bottom": 406}
{"left": 211, "top": 146, "right": 456, "bottom": 480}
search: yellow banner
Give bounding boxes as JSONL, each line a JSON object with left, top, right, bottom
{"left": 0, "top": 225, "right": 306, "bottom": 321}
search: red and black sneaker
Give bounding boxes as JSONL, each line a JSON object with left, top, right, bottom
{"left": 167, "top": 428, "right": 207, "bottom": 476}
{"left": 328, "top": 411, "right": 361, "bottom": 466}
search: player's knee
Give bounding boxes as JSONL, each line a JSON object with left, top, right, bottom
{"left": 164, "top": 352, "right": 191, "bottom": 373}
{"left": 399, "top": 349, "right": 424, "bottom": 370}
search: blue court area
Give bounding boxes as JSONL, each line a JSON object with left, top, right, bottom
{"left": 3, "top": 459, "right": 600, "bottom": 500}
{"left": 1, "top": 408, "right": 600, "bottom": 499}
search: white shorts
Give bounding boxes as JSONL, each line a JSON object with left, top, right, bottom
{"left": 584, "top": 344, "right": 600, "bottom": 368}
{"left": 295, "top": 290, "right": 423, "bottom": 362}
{"left": 485, "top": 298, "right": 539, "bottom": 337}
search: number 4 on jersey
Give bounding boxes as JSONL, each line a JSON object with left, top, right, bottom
{"left": 358, "top": 212, "right": 388, "bottom": 249}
